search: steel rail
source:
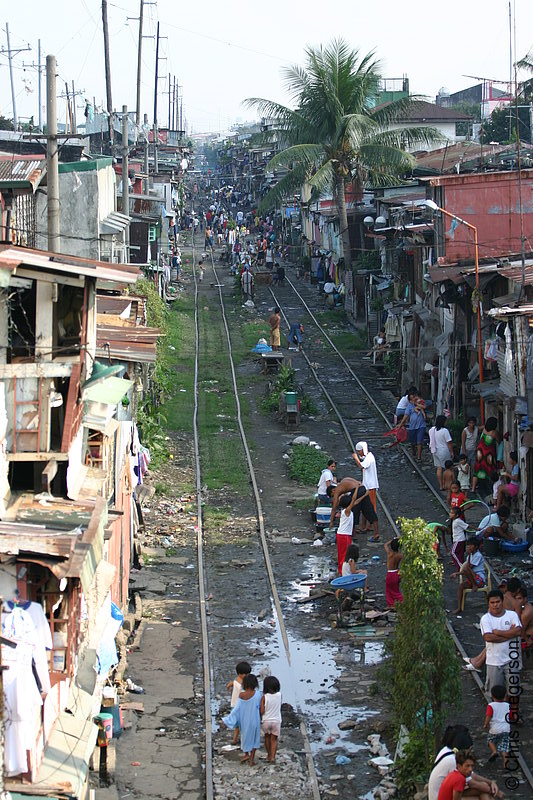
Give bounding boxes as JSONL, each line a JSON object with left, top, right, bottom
{"left": 270, "top": 290, "right": 400, "bottom": 537}
{"left": 205, "top": 249, "right": 321, "bottom": 800}
{"left": 282, "top": 277, "right": 450, "bottom": 515}
{"left": 190, "top": 228, "right": 214, "bottom": 800}
{"left": 269, "top": 281, "right": 533, "bottom": 794}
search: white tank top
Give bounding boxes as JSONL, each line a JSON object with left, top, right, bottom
{"left": 337, "top": 509, "right": 353, "bottom": 536}
{"left": 262, "top": 691, "right": 282, "bottom": 723}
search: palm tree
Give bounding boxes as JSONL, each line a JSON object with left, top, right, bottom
{"left": 246, "top": 39, "right": 441, "bottom": 270}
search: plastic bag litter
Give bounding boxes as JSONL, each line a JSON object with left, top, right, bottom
{"left": 335, "top": 755, "right": 351, "bottom": 765}
{"left": 291, "top": 537, "right": 301, "bottom": 544}
{"left": 311, "top": 538, "right": 324, "bottom": 547}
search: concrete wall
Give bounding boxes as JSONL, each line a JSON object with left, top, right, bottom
{"left": 385, "top": 121, "right": 455, "bottom": 151}
{"left": 36, "top": 165, "right": 116, "bottom": 260}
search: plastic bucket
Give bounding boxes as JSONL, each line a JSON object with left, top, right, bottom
{"left": 285, "top": 391, "right": 297, "bottom": 405}
{"left": 316, "top": 506, "right": 331, "bottom": 525}
{"left": 483, "top": 538, "right": 500, "bottom": 557}
{"left": 95, "top": 712, "right": 113, "bottom": 740}
{"left": 500, "top": 539, "right": 528, "bottom": 553}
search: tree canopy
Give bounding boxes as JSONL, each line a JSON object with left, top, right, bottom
{"left": 245, "top": 39, "right": 442, "bottom": 268}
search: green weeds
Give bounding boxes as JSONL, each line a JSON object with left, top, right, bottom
{"left": 288, "top": 444, "right": 328, "bottom": 485}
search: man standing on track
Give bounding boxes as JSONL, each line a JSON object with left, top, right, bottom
{"left": 268, "top": 307, "right": 281, "bottom": 351}
{"left": 352, "top": 442, "right": 379, "bottom": 537}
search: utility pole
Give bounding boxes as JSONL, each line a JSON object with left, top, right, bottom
{"left": 38, "top": 40, "right": 42, "bottom": 131}
{"left": 168, "top": 72, "right": 171, "bottom": 130}
{"left": 135, "top": 0, "right": 144, "bottom": 127}
{"left": 6, "top": 24, "right": 17, "bottom": 130}
{"left": 46, "top": 55, "right": 60, "bottom": 253}
{"left": 101, "top": 0, "right": 114, "bottom": 146}
{"left": 1, "top": 26, "right": 31, "bottom": 131}
{"left": 180, "top": 98, "right": 183, "bottom": 135}
{"left": 143, "top": 113, "right": 149, "bottom": 194}
{"left": 153, "top": 21, "right": 160, "bottom": 174}
{"left": 72, "top": 81, "right": 77, "bottom": 133}
{"left": 122, "top": 105, "right": 130, "bottom": 255}
{"left": 172, "top": 76, "right": 176, "bottom": 131}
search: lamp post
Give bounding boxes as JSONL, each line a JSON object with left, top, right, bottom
{"left": 424, "top": 199, "right": 484, "bottom": 424}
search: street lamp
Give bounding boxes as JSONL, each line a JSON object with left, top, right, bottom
{"left": 423, "top": 199, "right": 484, "bottom": 424}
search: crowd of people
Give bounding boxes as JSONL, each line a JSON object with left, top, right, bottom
{"left": 195, "top": 192, "right": 531, "bottom": 791}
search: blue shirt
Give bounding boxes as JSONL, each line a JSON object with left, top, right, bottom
{"left": 404, "top": 402, "right": 426, "bottom": 430}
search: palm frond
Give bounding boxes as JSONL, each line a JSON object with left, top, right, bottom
{"left": 358, "top": 143, "right": 415, "bottom": 173}
{"left": 258, "top": 165, "right": 309, "bottom": 214}
{"left": 371, "top": 96, "right": 430, "bottom": 126}
{"left": 267, "top": 143, "right": 325, "bottom": 172}
{"left": 307, "top": 159, "right": 335, "bottom": 197}
{"left": 368, "top": 125, "right": 446, "bottom": 149}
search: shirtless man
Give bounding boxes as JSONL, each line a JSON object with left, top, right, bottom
{"left": 328, "top": 477, "right": 379, "bottom": 540}
{"left": 515, "top": 585, "right": 533, "bottom": 648}
{"left": 268, "top": 307, "right": 281, "bottom": 351}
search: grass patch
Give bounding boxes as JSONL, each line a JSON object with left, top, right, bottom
{"left": 329, "top": 330, "right": 367, "bottom": 352}
{"left": 288, "top": 444, "right": 329, "bottom": 486}
{"left": 314, "top": 309, "right": 347, "bottom": 326}
{"left": 291, "top": 496, "right": 316, "bottom": 510}
{"left": 164, "top": 294, "right": 196, "bottom": 433}
{"left": 165, "top": 547, "right": 178, "bottom": 556}
{"left": 155, "top": 481, "right": 170, "bottom": 495}
{"left": 204, "top": 506, "right": 232, "bottom": 524}
{"left": 196, "top": 303, "right": 248, "bottom": 491}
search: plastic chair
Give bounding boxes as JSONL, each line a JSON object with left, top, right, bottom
{"left": 460, "top": 561, "right": 492, "bottom": 611}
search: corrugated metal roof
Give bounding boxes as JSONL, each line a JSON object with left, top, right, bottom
{"left": 96, "top": 322, "right": 160, "bottom": 363}
{"left": 0, "top": 244, "right": 140, "bottom": 286}
{"left": 0, "top": 155, "right": 46, "bottom": 189}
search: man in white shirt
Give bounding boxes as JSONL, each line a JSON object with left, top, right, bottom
{"left": 352, "top": 443, "right": 380, "bottom": 541}
{"left": 317, "top": 460, "right": 336, "bottom": 504}
{"left": 480, "top": 589, "right": 522, "bottom": 692}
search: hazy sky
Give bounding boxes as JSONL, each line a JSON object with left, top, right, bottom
{"left": 1, "top": 0, "right": 533, "bottom": 135}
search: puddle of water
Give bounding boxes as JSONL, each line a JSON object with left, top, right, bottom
{"left": 252, "top": 605, "right": 381, "bottom": 752}
{"left": 210, "top": 696, "right": 220, "bottom": 733}
{"left": 287, "top": 554, "right": 335, "bottom": 612}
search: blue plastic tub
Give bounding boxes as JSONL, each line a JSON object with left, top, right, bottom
{"left": 331, "top": 574, "right": 367, "bottom": 590}
{"left": 500, "top": 540, "right": 528, "bottom": 553}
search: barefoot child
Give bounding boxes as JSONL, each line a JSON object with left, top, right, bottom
{"left": 225, "top": 661, "right": 251, "bottom": 745}
{"left": 260, "top": 675, "right": 282, "bottom": 763}
{"left": 384, "top": 538, "right": 403, "bottom": 607}
{"left": 483, "top": 684, "right": 510, "bottom": 767}
{"left": 449, "top": 507, "right": 468, "bottom": 570}
{"left": 457, "top": 453, "right": 470, "bottom": 494}
{"left": 222, "top": 673, "right": 261, "bottom": 766}
{"left": 336, "top": 494, "right": 354, "bottom": 575}
{"left": 450, "top": 538, "right": 486, "bottom": 615}
{"left": 443, "top": 460, "right": 455, "bottom": 505}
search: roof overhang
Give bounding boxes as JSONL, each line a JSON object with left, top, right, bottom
{"left": 0, "top": 245, "right": 140, "bottom": 286}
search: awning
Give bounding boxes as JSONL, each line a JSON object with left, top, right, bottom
{"left": 99, "top": 211, "right": 130, "bottom": 236}
{"left": 470, "top": 379, "right": 507, "bottom": 401}
{"left": 83, "top": 376, "right": 133, "bottom": 405}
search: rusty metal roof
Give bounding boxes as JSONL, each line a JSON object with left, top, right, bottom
{"left": 0, "top": 245, "right": 140, "bottom": 286}
{"left": 96, "top": 320, "right": 160, "bottom": 363}
{"left": 0, "top": 154, "right": 46, "bottom": 190}
{"left": 97, "top": 294, "right": 148, "bottom": 325}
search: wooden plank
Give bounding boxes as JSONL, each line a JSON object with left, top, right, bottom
{"left": 6, "top": 451, "right": 69, "bottom": 461}
{"left": 0, "top": 363, "right": 73, "bottom": 378}
{"left": 42, "top": 458, "right": 58, "bottom": 491}
{"left": 17, "top": 267, "right": 85, "bottom": 287}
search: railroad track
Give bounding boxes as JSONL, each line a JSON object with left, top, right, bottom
{"left": 184, "top": 208, "right": 532, "bottom": 795}
{"left": 189, "top": 226, "right": 322, "bottom": 799}
{"left": 267, "top": 271, "right": 533, "bottom": 794}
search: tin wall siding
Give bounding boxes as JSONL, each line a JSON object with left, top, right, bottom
{"left": 429, "top": 170, "right": 533, "bottom": 264}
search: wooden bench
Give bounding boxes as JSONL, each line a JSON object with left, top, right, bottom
{"left": 261, "top": 352, "right": 284, "bottom": 374}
